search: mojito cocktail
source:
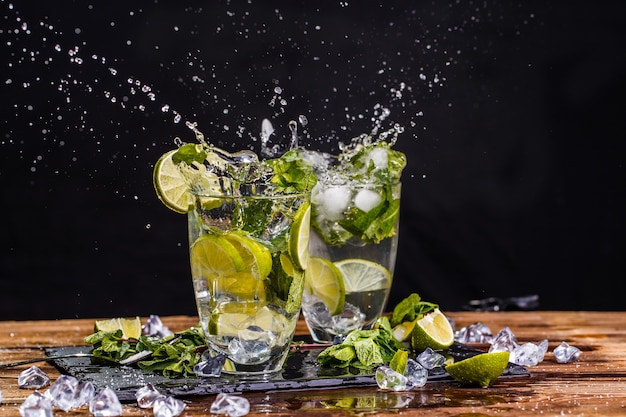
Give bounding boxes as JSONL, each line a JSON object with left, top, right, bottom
{"left": 300, "top": 139, "right": 406, "bottom": 343}
{"left": 154, "top": 135, "right": 314, "bottom": 376}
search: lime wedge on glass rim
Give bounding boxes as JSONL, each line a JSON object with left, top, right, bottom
{"left": 304, "top": 257, "right": 345, "bottom": 316}
{"left": 153, "top": 149, "right": 193, "bottom": 213}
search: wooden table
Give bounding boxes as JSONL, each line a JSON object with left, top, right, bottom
{"left": 0, "top": 311, "right": 624, "bottom": 416}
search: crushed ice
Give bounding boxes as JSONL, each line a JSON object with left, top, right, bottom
{"left": 455, "top": 322, "right": 582, "bottom": 365}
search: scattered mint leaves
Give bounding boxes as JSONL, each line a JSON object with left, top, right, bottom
{"left": 84, "top": 324, "right": 206, "bottom": 378}
{"left": 317, "top": 317, "right": 404, "bottom": 370}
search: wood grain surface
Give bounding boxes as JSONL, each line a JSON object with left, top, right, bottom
{"left": 0, "top": 311, "right": 624, "bottom": 416}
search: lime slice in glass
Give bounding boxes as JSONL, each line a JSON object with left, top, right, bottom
{"left": 304, "top": 257, "right": 345, "bottom": 315}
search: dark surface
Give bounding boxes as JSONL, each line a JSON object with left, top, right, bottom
{"left": 47, "top": 342, "right": 530, "bottom": 402}
{"left": 1, "top": 1, "right": 624, "bottom": 320}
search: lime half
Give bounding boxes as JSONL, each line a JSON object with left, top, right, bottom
{"left": 411, "top": 308, "right": 455, "bottom": 351}
{"left": 445, "top": 351, "right": 510, "bottom": 387}
{"left": 289, "top": 201, "right": 311, "bottom": 271}
{"left": 153, "top": 149, "right": 193, "bottom": 213}
{"left": 304, "top": 257, "right": 345, "bottom": 315}
{"left": 335, "top": 259, "right": 391, "bottom": 293}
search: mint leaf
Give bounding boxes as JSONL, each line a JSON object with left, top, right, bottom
{"left": 267, "top": 149, "right": 317, "bottom": 193}
{"left": 338, "top": 184, "right": 399, "bottom": 244}
{"left": 172, "top": 143, "right": 207, "bottom": 166}
{"left": 317, "top": 326, "right": 400, "bottom": 370}
{"left": 390, "top": 293, "right": 439, "bottom": 327}
{"left": 316, "top": 344, "right": 357, "bottom": 368}
{"left": 85, "top": 323, "right": 206, "bottom": 378}
{"left": 353, "top": 336, "right": 384, "bottom": 368}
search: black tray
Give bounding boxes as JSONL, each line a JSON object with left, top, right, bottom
{"left": 46, "top": 341, "right": 529, "bottom": 402}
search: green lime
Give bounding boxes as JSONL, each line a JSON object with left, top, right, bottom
{"left": 392, "top": 320, "right": 417, "bottom": 343}
{"left": 410, "top": 308, "right": 455, "bottom": 351}
{"left": 445, "top": 351, "right": 511, "bottom": 387}
{"left": 191, "top": 234, "right": 268, "bottom": 300}
{"left": 153, "top": 149, "right": 193, "bottom": 213}
{"left": 153, "top": 148, "right": 224, "bottom": 213}
{"left": 94, "top": 317, "right": 142, "bottom": 339}
{"left": 224, "top": 233, "right": 273, "bottom": 279}
{"left": 190, "top": 234, "right": 244, "bottom": 273}
{"left": 289, "top": 201, "right": 311, "bottom": 271}
{"left": 334, "top": 259, "right": 391, "bottom": 293}
{"left": 208, "top": 312, "right": 248, "bottom": 336}
{"left": 304, "top": 257, "right": 345, "bottom": 315}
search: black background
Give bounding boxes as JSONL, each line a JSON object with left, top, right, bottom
{"left": 1, "top": 1, "right": 624, "bottom": 320}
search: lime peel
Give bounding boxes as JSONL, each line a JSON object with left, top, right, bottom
{"left": 445, "top": 351, "right": 511, "bottom": 387}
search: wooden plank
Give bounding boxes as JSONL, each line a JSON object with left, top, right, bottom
{"left": 0, "top": 312, "right": 624, "bottom": 416}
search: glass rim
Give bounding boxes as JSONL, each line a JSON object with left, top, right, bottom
{"left": 190, "top": 189, "right": 310, "bottom": 199}
{"left": 314, "top": 181, "right": 401, "bottom": 188}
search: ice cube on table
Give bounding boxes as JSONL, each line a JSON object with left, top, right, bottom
{"left": 47, "top": 374, "right": 79, "bottom": 412}
{"left": 405, "top": 359, "right": 428, "bottom": 388}
{"left": 89, "top": 387, "right": 122, "bottom": 417}
{"left": 19, "top": 391, "right": 53, "bottom": 417}
{"left": 194, "top": 353, "right": 226, "bottom": 378}
{"left": 416, "top": 348, "right": 446, "bottom": 370}
{"left": 489, "top": 326, "right": 519, "bottom": 352}
{"left": 73, "top": 380, "right": 96, "bottom": 409}
{"left": 135, "top": 383, "right": 164, "bottom": 408}
{"left": 354, "top": 188, "right": 382, "bottom": 212}
{"left": 210, "top": 393, "right": 250, "bottom": 417}
{"left": 153, "top": 396, "right": 186, "bottom": 417}
{"left": 510, "top": 339, "right": 548, "bottom": 366}
{"left": 454, "top": 321, "right": 493, "bottom": 344}
{"left": 375, "top": 366, "right": 408, "bottom": 391}
{"left": 553, "top": 341, "right": 582, "bottom": 363}
{"left": 18, "top": 366, "right": 50, "bottom": 389}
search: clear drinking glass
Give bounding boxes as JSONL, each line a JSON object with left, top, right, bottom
{"left": 188, "top": 189, "right": 310, "bottom": 376}
{"left": 302, "top": 182, "right": 401, "bottom": 343}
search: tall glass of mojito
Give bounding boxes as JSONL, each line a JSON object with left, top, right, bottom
{"left": 154, "top": 141, "right": 313, "bottom": 376}
{"left": 301, "top": 140, "right": 405, "bottom": 343}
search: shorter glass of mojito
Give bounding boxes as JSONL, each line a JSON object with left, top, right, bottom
{"left": 301, "top": 140, "right": 405, "bottom": 343}
{"left": 154, "top": 140, "right": 313, "bottom": 376}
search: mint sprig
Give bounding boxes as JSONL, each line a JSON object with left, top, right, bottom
{"left": 390, "top": 293, "right": 439, "bottom": 327}
{"left": 84, "top": 325, "right": 206, "bottom": 378}
{"left": 316, "top": 316, "right": 404, "bottom": 370}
